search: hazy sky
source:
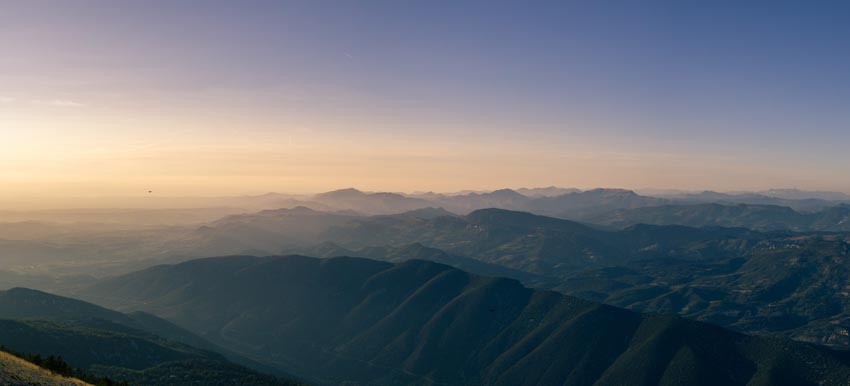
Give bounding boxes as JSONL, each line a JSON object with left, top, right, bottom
{"left": 2, "top": 1, "right": 850, "bottom": 199}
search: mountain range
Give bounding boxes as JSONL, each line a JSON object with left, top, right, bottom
{"left": 176, "top": 206, "right": 850, "bottom": 350}
{"left": 589, "top": 203, "right": 850, "bottom": 232}
{"left": 79, "top": 255, "right": 850, "bottom": 386}
{"left": 5, "top": 186, "right": 850, "bottom": 284}
{"left": 6, "top": 186, "right": 850, "bottom": 385}
{"left": 305, "top": 187, "right": 669, "bottom": 218}
{"left": 195, "top": 206, "right": 764, "bottom": 275}
{"left": 270, "top": 187, "right": 850, "bottom": 218}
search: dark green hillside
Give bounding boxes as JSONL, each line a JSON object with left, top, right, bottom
{"left": 291, "top": 242, "right": 555, "bottom": 287}
{"left": 0, "top": 318, "right": 210, "bottom": 370}
{"left": 0, "top": 288, "right": 304, "bottom": 386}
{"left": 0, "top": 287, "right": 127, "bottom": 321}
{"left": 0, "top": 287, "right": 236, "bottom": 358}
{"left": 337, "top": 222, "right": 850, "bottom": 349}
{"left": 0, "top": 319, "right": 302, "bottom": 386}
{"left": 318, "top": 210, "right": 850, "bottom": 348}
{"left": 82, "top": 255, "right": 850, "bottom": 386}
{"left": 184, "top": 206, "right": 850, "bottom": 348}
{"left": 557, "top": 236, "right": 850, "bottom": 347}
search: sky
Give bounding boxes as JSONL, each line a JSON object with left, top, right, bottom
{"left": 1, "top": 1, "right": 850, "bottom": 201}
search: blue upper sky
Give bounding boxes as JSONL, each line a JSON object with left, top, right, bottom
{"left": 1, "top": 1, "right": 849, "bottom": 196}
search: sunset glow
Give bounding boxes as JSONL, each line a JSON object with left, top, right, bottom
{"left": 2, "top": 1, "right": 850, "bottom": 203}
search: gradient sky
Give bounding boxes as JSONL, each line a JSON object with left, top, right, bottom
{"left": 2, "top": 1, "right": 850, "bottom": 200}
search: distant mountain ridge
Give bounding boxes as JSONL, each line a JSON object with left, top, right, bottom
{"left": 210, "top": 187, "right": 850, "bottom": 221}
{"left": 655, "top": 191, "right": 844, "bottom": 212}
{"left": 589, "top": 203, "right": 850, "bottom": 232}
{"left": 515, "top": 186, "right": 581, "bottom": 197}
{"left": 236, "top": 187, "right": 671, "bottom": 218}
{"left": 313, "top": 188, "right": 434, "bottom": 215}
{"left": 760, "top": 188, "right": 850, "bottom": 202}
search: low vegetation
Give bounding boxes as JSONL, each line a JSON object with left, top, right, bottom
{"left": 0, "top": 349, "right": 90, "bottom": 386}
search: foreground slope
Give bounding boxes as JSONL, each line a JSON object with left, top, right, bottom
{"left": 0, "top": 351, "right": 90, "bottom": 386}
{"left": 83, "top": 255, "right": 850, "bottom": 386}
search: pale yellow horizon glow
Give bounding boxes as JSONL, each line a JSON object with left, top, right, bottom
{"left": 3, "top": 2, "right": 850, "bottom": 211}
{"left": 2, "top": 98, "right": 849, "bottom": 210}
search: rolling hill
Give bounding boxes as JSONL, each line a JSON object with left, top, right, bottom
{"left": 0, "top": 287, "right": 237, "bottom": 358}
{"left": 290, "top": 241, "right": 555, "bottom": 288}
{"left": 0, "top": 288, "right": 303, "bottom": 386}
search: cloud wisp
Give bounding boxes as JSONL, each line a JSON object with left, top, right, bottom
{"left": 40, "top": 99, "right": 86, "bottom": 108}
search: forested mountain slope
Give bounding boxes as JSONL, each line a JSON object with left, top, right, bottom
{"left": 82, "top": 255, "right": 850, "bottom": 386}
